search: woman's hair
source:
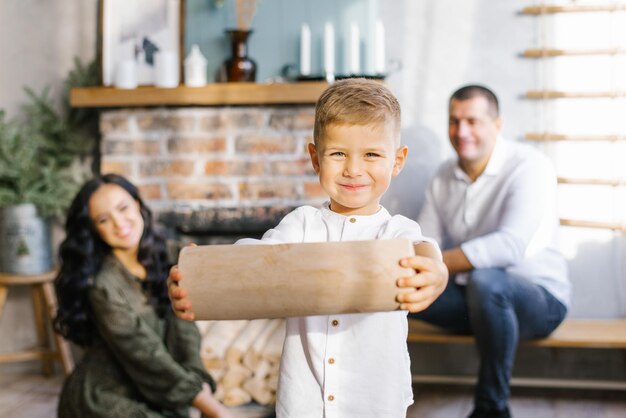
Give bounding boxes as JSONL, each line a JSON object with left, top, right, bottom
{"left": 53, "top": 173, "right": 171, "bottom": 346}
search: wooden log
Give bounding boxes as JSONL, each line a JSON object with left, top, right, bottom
{"left": 222, "top": 387, "right": 252, "bottom": 407}
{"left": 243, "top": 319, "right": 282, "bottom": 371}
{"left": 201, "top": 320, "right": 248, "bottom": 369}
{"left": 267, "top": 373, "right": 279, "bottom": 391}
{"left": 225, "top": 319, "right": 271, "bottom": 365}
{"left": 254, "top": 358, "right": 272, "bottom": 379}
{"left": 261, "top": 319, "right": 285, "bottom": 365}
{"left": 243, "top": 359, "right": 274, "bottom": 405}
{"left": 195, "top": 320, "right": 214, "bottom": 336}
{"left": 204, "top": 364, "right": 226, "bottom": 383}
{"left": 221, "top": 363, "right": 253, "bottom": 390}
{"left": 266, "top": 360, "right": 280, "bottom": 392}
{"left": 268, "top": 361, "right": 280, "bottom": 378}
{"left": 243, "top": 377, "right": 274, "bottom": 405}
{"left": 179, "top": 239, "right": 416, "bottom": 320}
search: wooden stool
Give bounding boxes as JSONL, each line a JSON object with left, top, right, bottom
{"left": 0, "top": 269, "right": 74, "bottom": 376}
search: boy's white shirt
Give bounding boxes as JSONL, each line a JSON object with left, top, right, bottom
{"left": 237, "top": 202, "right": 435, "bottom": 418}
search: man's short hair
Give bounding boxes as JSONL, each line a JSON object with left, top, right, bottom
{"left": 450, "top": 85, "right": 499, "bottom": 119}
{"left": 313, "top": 78, "right": 401, "bottom": 146}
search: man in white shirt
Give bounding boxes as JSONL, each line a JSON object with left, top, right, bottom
{"left": 413, "top": 85, "right": 571, "bottom": 418}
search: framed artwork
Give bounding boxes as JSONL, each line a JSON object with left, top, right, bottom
{"left": 98, "top": 0, "right": 185, "bottom": 86}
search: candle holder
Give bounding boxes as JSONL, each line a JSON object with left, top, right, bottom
{"left": 219, "top": 29, "right": 257, "bottom": 82}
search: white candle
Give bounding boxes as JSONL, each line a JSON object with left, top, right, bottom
{"left": 300, "top": 23, "right": 311, "bottom": 76}
{"left": 375, "top": 20, "right": 386, "bottom": 74}
{"left": 324, "top": 22, "right": 335, "bottom": 76}
{"left": 349, "top": 22, "right": 360, "bottom": 75}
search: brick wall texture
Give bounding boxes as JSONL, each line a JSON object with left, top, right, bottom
{"left": 100, "top": 107, "right": 326, "bottom": 214}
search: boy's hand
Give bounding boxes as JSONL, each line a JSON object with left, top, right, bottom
{"left": 396, "top": 255, "right": 448, "bottom": 313}
{"left": 167, "top": 264, "right": 195, "bottom": 320}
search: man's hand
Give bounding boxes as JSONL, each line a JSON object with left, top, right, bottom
{"left": 167, "top": 265, "right": 195, "bottom": 320}
{"left": 396, "top": 255, "right": 448, "bottom": 313}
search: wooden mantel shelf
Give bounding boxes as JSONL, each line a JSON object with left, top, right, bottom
{"left": 70, "top": 81, "right": 330, "bottom": 108}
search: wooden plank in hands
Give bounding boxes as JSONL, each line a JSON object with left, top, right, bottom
{"left": 179, "top": 239, "right": 416, "bottom": 320}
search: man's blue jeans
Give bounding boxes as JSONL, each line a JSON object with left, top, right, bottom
{"left": 410, "top": 268, "right": 567, "bottom": 411}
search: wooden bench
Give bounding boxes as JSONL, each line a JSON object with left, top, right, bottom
{"left": 407, "top": 318, "right": 626, "bottom": 390}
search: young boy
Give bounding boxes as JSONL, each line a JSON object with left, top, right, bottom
{"left": 169, "top": 79, "right": 448, "bottom": 417}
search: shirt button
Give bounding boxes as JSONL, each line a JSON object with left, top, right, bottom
{"left": 328, "top": 394, "right": 335, "bottom": 401}
{"left": 328, "top": 357, "right": 335, "bottom": 364}
{"left": 331, "top": 319, "right": 339, "bottom": 327}
{"left": 349, "top": 217, "right": 356, "bottom": 223}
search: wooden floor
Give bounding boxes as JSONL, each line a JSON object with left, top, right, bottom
{"left": 410, "top": 385, "right": 626, "bottom": 418}
{"left": 1, "top": 372, "right": 626, "bottom": 418}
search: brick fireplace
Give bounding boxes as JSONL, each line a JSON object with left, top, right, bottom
{"left": 75, "top": 84, "right": 332, "bottom": 407}
{"left": 99, "top": 105, "right": 326, "bottom": 242}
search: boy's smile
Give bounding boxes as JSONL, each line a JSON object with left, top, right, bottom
{"left": 308, "top": 123, "right": 407, "bottom": 216}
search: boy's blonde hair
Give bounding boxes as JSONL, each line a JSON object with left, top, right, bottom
{"left": 313, "top": 78, "right": 401, "bottom": 147}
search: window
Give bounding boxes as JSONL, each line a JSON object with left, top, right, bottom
{"left": 523, "top": 1, "right": 626, "bottom": 316}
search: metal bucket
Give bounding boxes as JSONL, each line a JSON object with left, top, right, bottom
{"left": 0, "top": 203, "right": 53, "bottom": 274}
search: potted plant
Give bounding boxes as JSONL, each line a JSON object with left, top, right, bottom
{"left": 0, "top": 59, "right": 98, "bottom": 274}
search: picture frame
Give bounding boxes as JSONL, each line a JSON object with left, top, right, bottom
{"left": 98, "top": 0, "right": 185, "bottom": 87}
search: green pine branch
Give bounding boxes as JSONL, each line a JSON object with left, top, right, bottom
{"left": 0, "top": 58, "right": 99, "bottom": 218}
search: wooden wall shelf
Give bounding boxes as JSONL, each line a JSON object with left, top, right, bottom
{"left": 522, "top": 5, "right": 626, "bottom": 14}
{"left": 560, "top": 218, "right": 626, "bottom": 232}
{"left": 525, "top": 133, "right": 624, "bottom": 142}
{"left": 70, "top": 82, "right": 330, "bottom": 108}
{"left": 558, "top": 177, "right": 626, "bottom": 187}
{"left": 526, "top": 90, "right": 626, "bottom": 99}
{"left": 523, "top": 48, "right": 626, "bottom": 57}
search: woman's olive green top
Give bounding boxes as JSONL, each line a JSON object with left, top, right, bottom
{"left": 58, "top": 255, "right": 214, "bottom": 418}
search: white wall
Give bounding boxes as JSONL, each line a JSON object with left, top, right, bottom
{"left": 381, "top": 0, "right": 534, "bottom": 215}
{"left": 379, "top": 0, "right": 625, "bottom": 319}
{"left": 0, "top": 0, "right": 97, "bottom": 367}
{"left": 0, "top": 0, "right": 97, "bottom": 116}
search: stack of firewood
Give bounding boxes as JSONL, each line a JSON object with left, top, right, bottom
{"left": 196, "top": 319, "right": 285, "bottom": 407}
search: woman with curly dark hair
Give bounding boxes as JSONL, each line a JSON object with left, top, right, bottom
{"left": 54, "top": 173, "right": 231, "bottom": 418}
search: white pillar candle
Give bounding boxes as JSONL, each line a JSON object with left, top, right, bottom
{"left": 300, "top": 23, "right": 311, "bottom": 76}
{"left": 349, "top": 22, "right": 360, "bottom": 75}
{"left": 375, "top": 20, "right": 386, "bottom": 74}
{"left": 154, "top": 50, "right": 179, "bottom": 88}
{"left": 324, "top": 22, "right": 335, "bottom": 77}
{"left": 114, "top": 59, "right": 137, "bottom": 89}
